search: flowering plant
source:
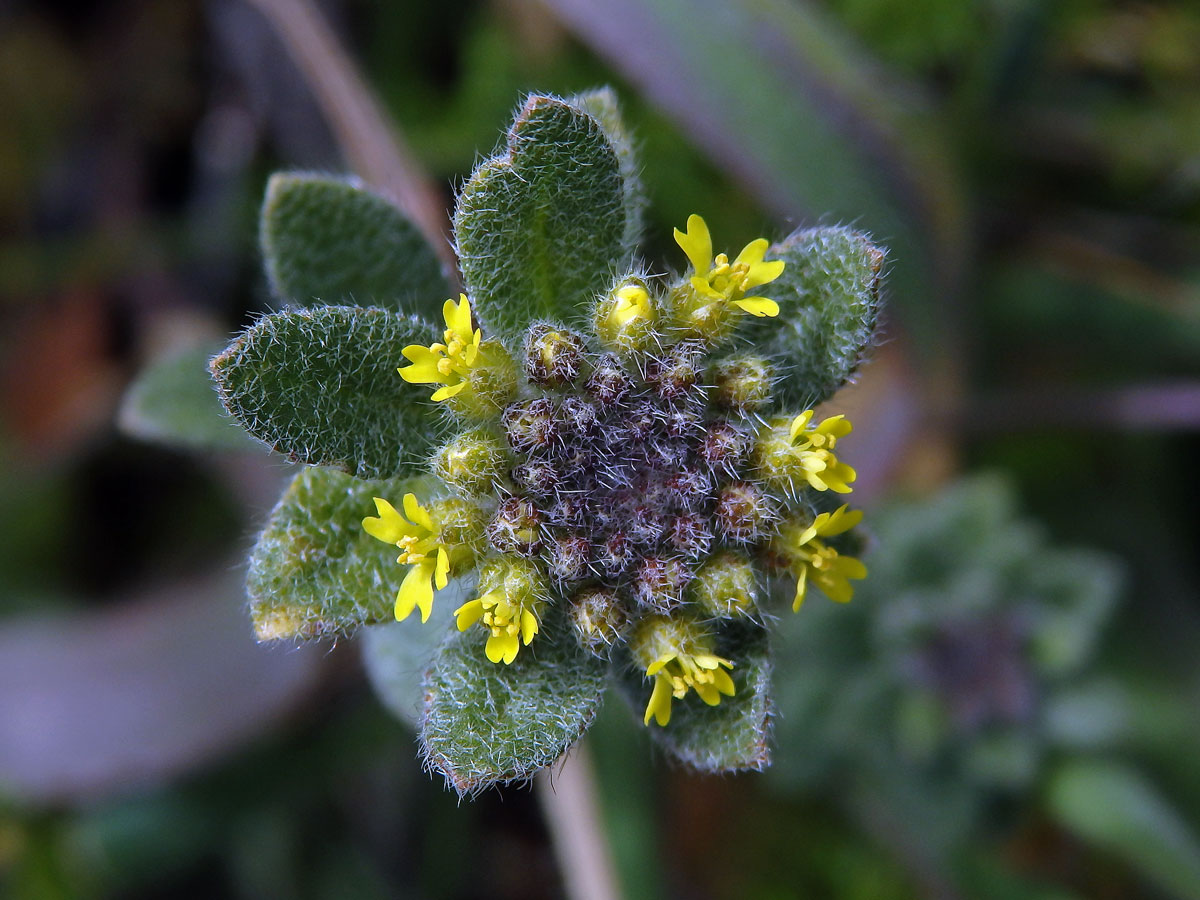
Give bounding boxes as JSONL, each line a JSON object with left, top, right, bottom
{"left": 209, "top": 91, "right": 884, "bottom": 794}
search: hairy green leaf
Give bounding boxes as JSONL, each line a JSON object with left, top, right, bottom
{"left": 754, "top": 226, "right": 884, "bottom": 407}
{"left": 454, "top": 94, "right": 629, "bottom": 336}
{"left": 568, "top": 87, "right": 645, "bottom": 253}
{"left": 247, "top": 467, "right": 433, "bottom": 641}
{"left": 627, "top": 623, "right": 773, "bottom": 773}
{"left": 261, "top": 173, "right": 450, "bottom": 317}
{"left": 1049, "top": 760, "right": 1200, "bottom": 899}
{"left": 420, "top": 607, "right": 607, "bottom": 795}
{"left": 119, "top": 341, "right": 256, "bottom": 451}
{"left": 211, "top": 306, "right": 439, "bottom": 480}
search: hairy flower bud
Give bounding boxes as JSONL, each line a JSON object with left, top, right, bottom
{"left": 586, "top": 353, "right": 634, "bottom": 407}
{"left": 487, "top": 495, "right": 543, "bottom": 555}
{"left": 714, "top": 481, "right": 777, "bottom": 543}
{"left": 503, "top": 397, "right": 557, "bottom": 453}
{"left": 632, "top": 556, "right": 692, "bottom": 615}
{"left": 594, "top": 277, "right": 660, "bottom": 354}
{"left": 568, "top": 586, "right": 628, "bottom": 656}
{"left": 433, "top": 429, "right": 509, "bottom": 496}
{"left": 710, "top": 356, "right": 773, "bottom": 412}
{"left": 524, "top": 323, "right": 587, "bottom": 387}
{"left": 691, "top": 551, "right": 758, "bottom": 619}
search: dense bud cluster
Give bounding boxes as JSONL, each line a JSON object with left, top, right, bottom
{"left": 377, "top": 214, "right": 868, "bottom": 727}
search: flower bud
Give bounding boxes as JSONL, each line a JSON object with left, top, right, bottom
{"left": 569, "top": 587, "right": 628, "bottom": 656}
{"left": 714, "top": 481, "right": 777, "bottom": 543}
{"left": 594, "top": 277, "right": 660, "bottom": 354}
{"left": 710, "top": 355, "right": 773, "bottom": 412}
{"left": 690, "top": 552, "right": 758, "bottom": 619}
{"left": 548, "top": 534, "right": 591, "bottom": 583}
{"left": 586, "top": 353, "right": 634, "bottom": 407}
{"left": 433, "top": 429, "right": 508, "bottom": 496}
{"left": 449, "top": 340, "right": 519, "bottom": 417}
{"left": 477, "top": 555, "right": 548, "bottom": 609}
{"left": 503, "top": 397, "right": 557, "bottom": 453}
{"left": 632, "top": 556, "right": 692, "bottom": 615}
{"left": 487, "top": 495, "right": 543, "bottom": 556}
{"left": 524, "top": 324, "right": 588, "bottom": 387}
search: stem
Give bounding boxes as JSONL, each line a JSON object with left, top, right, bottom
{"left": 536, "top": 741, "right": 623, "bottom": 900}
{"left": 242, "top": 0, "right": 457, "bottom": 274}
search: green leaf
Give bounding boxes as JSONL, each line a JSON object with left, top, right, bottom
{"left": 1048, "top": 760, "right": 1200, "bottom": 900}
{"left": 118, "top": 341, "right": 256, "bottom": 451}
{"left": 247, "top": 466, "right": 432, "bottom": 641}
{"left": 261, "top": 173, "right": 451, "bottom": 317}
{"left": 568, "top": 87, "right": 646, "bottom": 253}
{"left": 754, "top": 226, "right": 884, "bottom": 407}
{"left": 453, "top": 94, "right": 629, "bottom": 337}
{"left": 419, "top": 607, "right": 607, "bottom": 795}
{"left": 211, "top": 306, "right": 439, "bottom": 480}
{"left": 361, "top": 577, "right": 471, "bottom": 728}
{"left": 626, "top": 623, "right": 773, "bottom": 773}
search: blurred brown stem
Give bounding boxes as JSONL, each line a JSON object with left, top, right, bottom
{"left": 243, "top": 0, "right": 456, "bottom": 274}
{"left": 536, "top": 741, "right": 623, "bottom": 900}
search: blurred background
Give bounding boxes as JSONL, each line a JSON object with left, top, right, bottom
{"left": 2, "top": 0, "right": 1199, "bottom": 897}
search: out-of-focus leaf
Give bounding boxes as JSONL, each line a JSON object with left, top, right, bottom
{"left": 1048, "top": 760, "right": 1200, "bottom": 900}
{"left": 118, "top": 342, "right": 256, "bottom": 452}
{"left": 261, "top": 173, "right": 451, "bottom": 317}
{"left": 211, "top": 306, "right": 439, "bottom": 480}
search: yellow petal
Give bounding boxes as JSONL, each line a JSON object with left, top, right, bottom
{"left": 733, "top": 237, "right": 768, "bottom": 268}
{"left": 486, "top": 631, "right": 520, "bottom": 665}
{"left": 434, "top": 546, "right": 450, "bottom": 590}
{"left": 398, "top": 346, "right": 445, "bottom": 383}
{"left": 817, "top": 572, "right": 854, "bottom": 604}
{"left": 838, "top": 556, "right": 868, "bottom": 580}
{"left": 816, "top": 415, "right": 852, "bottom": 438}
{"left": 820, "top": 506, "right": 863, "bottom": 537}
{"left": 646, "top": 654, "right": 674, "bottom": 677}
{"left": 744, "top": 258, "right": 785, "bottom": 289}
{"left": 520, "top": 609, "right": 539, "bottom": 645}
{"left": 789, "top": 410, "right": 814, "bottom": 440}
{"left": 644, "top": 674, "right": 673, "bottom": 726}
{"left": 430, "top": 381, "right": 466, "bottom": 402}
{"left": 733, "top": 297, "right": 779, "bottom": 317}
{"left": 402, "top": 493, "right": 434, "bottom": 533}
{"left": 443, "top": 294, "right": 473, "bottom": 342}
{"left": 362, "top": 497, "right": 407, "bottom": 544}
{"left": 792, "top": 565, "right": 809, "bottom": 612}
{"left": 674, "top": 214, "right": 712, "bottom": 274}
{"left": 713, "top": 668, "right": 736, "bottom": 696}
{"left": 689, "top": 274, "right": 723, "bottom": 300}
{"left": 396, "top": 562, "right": 434, "bottom": 622}
{"left": 454, "top": 598, "right": 485, "bottom": 631}
{"left": 695, "top": 682, "right": 721, "bottom": 705}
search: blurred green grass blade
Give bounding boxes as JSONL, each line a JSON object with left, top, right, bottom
{"left": 542, "top": 0, "right": 967, "bottom": 357}
{"left": 1048, "top": 759, "right": 1200, "bottom": 899}
{"left": 119, "top": 341, "right": 257, "bottom": 452}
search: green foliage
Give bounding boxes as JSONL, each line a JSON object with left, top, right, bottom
{"left": 247, "top": 466, "right": 431, "bottom": 641}
{"left": 754, "top": 226, "right": 885, "bottom": 407}
{"left": 118, "top": 341, "right": 255, "bottom": 451}
{"left": 260, "top": 173, "right": 450, "bottom": 317}
{"left": 420, "top": 607, "right": 607, "bottom": 796}
{"left": 1049, "top": 760, "right": 1200, "bottom": 900}
{"left": 568, "top": 87, "right": 646, "bottom": 252}
{"left": 211, "top": 306, "right": 439, "bottom": 480}
{"left": 640, "top": 624, "right": 773, "bottom": 773}
{"left": 453, "top": 95, "right": 629, "bottom": 336}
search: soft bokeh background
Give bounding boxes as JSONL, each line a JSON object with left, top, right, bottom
{"left": 2, "top": 0, "right": 1199, "bottom": 897}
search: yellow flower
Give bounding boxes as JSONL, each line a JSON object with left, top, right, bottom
{"left": 787, "top": 410, "right": 857, "bottom": 494}
{"left": 362, "top": 494, "right": 451, "bottom": 623}
{"left": 454, "top": 591, "right": 542, "bottom": 665}
{"left": 398, "top": 294, "right": 482, "bottom": 401}
{"left": 778, "top": 505, "right": 867, "bottom": 611}
{"left": 595, "top": 279, "right": 658, "bottom": 353}
{"left": 673, "top": 214, "right": 785, "bottom": 322}
{"left": 453, "top": 557, "right": 546, "bottom": 665}
{"left": 633, "top": 615, "right": 736, "bottom": 727}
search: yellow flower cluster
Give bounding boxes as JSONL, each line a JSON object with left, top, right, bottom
{"left": 454, "top": 590, "right": 541, "bottom": 665}
{"left": 673, "top": 214, "right": 785, "bottom": 331}
{"left": 636, "top": 616, "right": 735, "bottom": 727}
{"left": 397, "top": 294, "right": 480, "bottom": 402}
{"left": 361, "top": 494, "right": 451, "bottom": 623}
{"left": 776, "top": 505, "right": 867, "bottom": 611}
